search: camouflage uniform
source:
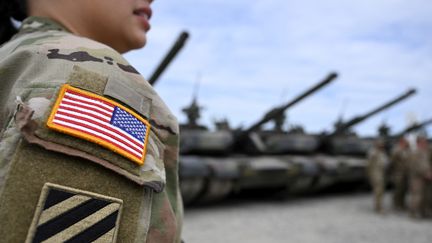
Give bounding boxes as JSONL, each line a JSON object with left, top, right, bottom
{"left": 389, "top": 141, "right": 409, "bottom": 210}
{"left": 425, "top": 150, "right": 432, "bottom": 218}
{"left": 408, "top": 142, "right": 431, "bottom": 218}
{"left": 367, "top": 146, "right": 388, "bottom": 213}
{"left": 0, "top": 17, "right": 183, "bottom": 242}
{"left": 426, "top": 150, "right": 432, "bottom": 217}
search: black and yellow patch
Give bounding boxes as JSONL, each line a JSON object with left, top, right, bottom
{"left": 26, "top": 183, "right": 123, "bottom": 243}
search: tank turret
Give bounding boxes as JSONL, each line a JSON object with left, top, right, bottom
{"left": 232, "top": 72, "right": 338, "bottom": 153}
{"left": 331, "top": 88, "right": 416, "bottom": 136}
{"left": 228, "top": 73, "right": 338, "bottom": 196}
{"left": 243, "top": 72, "right": 338, "bottom": 135}
{"left": 393, "top": 118, "right": 432, "bottom": 138}
{"left": 181, "top": 96, "right": 207, "bottom": 130}
{"left": 322, "top": 88, "right": 417, "bottom": 156}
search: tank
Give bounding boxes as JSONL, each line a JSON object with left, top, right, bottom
{"left": 179, "top": 73, "right": 338, "bottom": 204}
{"left": 322, "top": 88, "right": 416, "bottom": 155}
{"left": 265, "top": 88, "right": 417, "bottom": 194}
{"left": 178, "top": 97, "right": 240, "bottom": 204}
{"left": 316, "top": 88, "right": 417, "bottom": 188}
{"left": 392, "top": 118, "right": 432, "bottom": 138}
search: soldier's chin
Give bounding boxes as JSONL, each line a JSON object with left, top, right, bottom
{"left": 124, "top": 35, "right": 147, "bottom": 53}
{"left": 117, "top": 40, "right": 145, "bottom": 54}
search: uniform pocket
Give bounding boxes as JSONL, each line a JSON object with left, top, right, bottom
{"left": 15, "top": 84, "right": 166, "bottom": 192}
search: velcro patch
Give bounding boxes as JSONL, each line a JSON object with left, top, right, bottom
{"left": 47, "top": 84, "right": 151, "bottom": 165}
{"left": 26, "top": 183, "right": 123, "bottom": 243}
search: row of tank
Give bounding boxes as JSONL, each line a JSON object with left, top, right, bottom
{"left": 148, "top": 31, "right": 430, "bottom": 205}
{"left": 178, "top": 75, "right": 425, "bottom": 205}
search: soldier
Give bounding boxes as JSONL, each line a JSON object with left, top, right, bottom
{"left": 367, "top": 139, "right": 388, "bottom": 213}
{"left": 427, "top": 145, "right": 432, "bottom": 218}
{"left": 0, "top": 0, "right": 183, "bottom": 242}
{"left": 408, "top": 136, "right": 432, "bottom": 218}
{"left": 426, "top": 147, "right": 432, "bottom": 218}
{"left": 389, "top": 137, "right": 410, "bottom": 210}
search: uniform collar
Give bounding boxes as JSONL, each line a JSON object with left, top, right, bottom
{"left": 18, "top": 16, "right": 70, "bottom": 35}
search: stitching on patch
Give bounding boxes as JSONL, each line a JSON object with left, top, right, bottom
{"left": 47, "top": 84, "right": 151, "bottom": 165}
{"left": 25, "top": 183, "right": 123, "bottom": 243}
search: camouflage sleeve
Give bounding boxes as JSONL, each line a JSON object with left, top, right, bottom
{"left": 388, "top": 148, "right": 399, "bottom": 173}
{"left": 0, "top": 19, "right": 182, "bottom": 243}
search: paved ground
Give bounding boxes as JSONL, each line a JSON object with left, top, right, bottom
{"left": 182, "top": 193, "right": 432, "bottom": 243}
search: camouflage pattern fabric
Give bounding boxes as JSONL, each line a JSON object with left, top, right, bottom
{"left": 425, "top": 151, "right": 432, "bottom": 217}
{"left": 408, "top": 147, "right": 431, "bottom": 218}
{"left": 0, "top": 17, "right": 182, "bottom": 242}
{"left": 367, "top": 147, "right": 387, "bottom": 212}
{"left": 390, "top": 145, "right": 409, "bottom": 210}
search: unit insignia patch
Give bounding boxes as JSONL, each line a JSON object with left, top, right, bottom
{"left": 26, "top": 183, "right": 123, "bottom": 243}
{"left": 47, "top": 84, "right": 151, "bottom": 165}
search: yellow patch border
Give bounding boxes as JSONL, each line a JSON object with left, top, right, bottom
{"left": 47, "top": 84, "right": 151, "bottom": 165}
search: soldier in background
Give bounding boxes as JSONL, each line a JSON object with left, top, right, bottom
{"left": 426, "top": 148, "right": 432, "bottom": 218}
{"left": 427, "top": 145, "right": 432, "bottom": 217}
{"left": 389, "top": 137, "right": 410, "bottom": 211}
{"left": 408, "top": 136, "right": 432, "bottom": 218}
{"left": 367, "top": 139, "right": 388, "bottom": 213}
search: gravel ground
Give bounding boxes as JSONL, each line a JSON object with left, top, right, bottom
{"left": 182, "top": 193, "right": 432, "bottom": 243}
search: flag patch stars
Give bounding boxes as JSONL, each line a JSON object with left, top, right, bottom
{"left": 111, "top": 107, "right": 147, "bottom": 142}
{"left": 47, "top": 84, "right": 151, "bottom": 165}
{"left": 26, "top": 183, "right": 123, "bottom": 243}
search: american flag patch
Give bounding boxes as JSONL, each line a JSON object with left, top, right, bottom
{"left": 47, "top": 84, "right": 151, "bottom": 165}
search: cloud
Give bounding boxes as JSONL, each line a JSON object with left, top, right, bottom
{"left": 125, "top": 0, "right": 432, "bottom": 136}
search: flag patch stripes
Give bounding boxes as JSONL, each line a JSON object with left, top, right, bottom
{"left": 26, "top": 183, "right": 122, "bottom": 243}
{"left": 47, "top": 84, "right": 151, "bottom": 165}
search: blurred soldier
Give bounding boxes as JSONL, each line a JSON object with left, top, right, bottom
{"left": 367, "top": 139, "right": 388, "bottom": 213}
{"left": 389, "top": 137, "right": 410, "bottom": 210}
{"left": 424, "top": 141, "right": 432, "bottom": 217}
{"left": 408, "top": 136, "right": 432, "bottom": 218}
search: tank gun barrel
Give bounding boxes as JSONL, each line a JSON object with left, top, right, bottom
{"left": 244, "top": 72, "right": 338, "bottom": 134}
{"left": 393, "top": 118, "right": 432, "bottom": 137}
{"left": 148, "top": 31, "right": 190, "bottom": 85}
{"left": 332, "top": 88, "right": 416, "bottom": 135}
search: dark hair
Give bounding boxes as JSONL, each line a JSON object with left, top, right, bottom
{"left": 0, "top": 0, "right": 27, "bottom": 45}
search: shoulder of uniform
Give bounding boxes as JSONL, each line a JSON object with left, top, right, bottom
{"left": 10, "top": 30, "right": 119, "bottom": 56}
{"left": 1, "top": 29, "right": 179, "bottom": 135}
{"left": 2, "top": 30, "right": 137, "bottom": 76}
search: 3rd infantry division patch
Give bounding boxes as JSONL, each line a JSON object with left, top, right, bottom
{"left": 26, "top": 183, "right": 123, "bottom": 243}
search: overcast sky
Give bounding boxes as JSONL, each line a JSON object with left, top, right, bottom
{"left": 125, "top": 0, "right": 432, "bottom": 136}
